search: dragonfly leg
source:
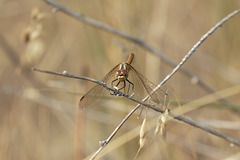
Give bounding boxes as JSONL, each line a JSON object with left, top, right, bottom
{"left": 111, "top": 78, "right": 119, "bottom": 87}
{"left": 110, "top": 79, "right": 120, "bottom": 95}
{"left": 118, "top": 80, "right": 126, "bottom": 91}
{"left": 124, "top": 81, "right": 126, "bottom": 94}
{"left": 127, "top": 80, "right": 130, "bottom": 94}
{"left": 115, "top": 81, "right": 121, "bottom": 89}
{"left": 126, "top": 79, "right": 134, "bottom": 94}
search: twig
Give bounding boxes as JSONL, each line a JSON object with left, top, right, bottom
{"left": 89, "top": 85, "right": 240, "bottom": 159}
{"left": 89, "top": 105, "right": 139, "bottom": 160}
{"left": 38, "top": 3, "right": 240, "bottom": 158}
{"left": 33, "top": 68, "right": 105, "bottom": 86}
{"left": 154, "top": 10, "right": 240, "bottom": 91}
{"left": 32, "top": 68, "right": 161, "bottom": 110}
{"left": 43, "top": 0, "right": 236, "bottom": 102}
{"left": 32, "top": 68, "right": 240, "bottom": 148}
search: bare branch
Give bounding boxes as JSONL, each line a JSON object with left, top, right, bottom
{"left": 90, "top": 105, "right": 140, "bottom": 160}
{"left": 38, "top": 2, "right": 240, "bottom": 159}
{"left": 32, "top": 68, "right": 240, "bottom": 151}
{"left": 42, "top": 0, "right": 239, "bottom": 101}
{"left": 32, "top": 68, "right": 104, "bottom": 86}
{"left": 155, "top": 10, "right": 240, "bottom": 91}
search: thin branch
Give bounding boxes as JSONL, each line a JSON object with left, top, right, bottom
{"left": 36, "top": 3, "right": 240, "bottom": 158}
{"left": 33, "top": 68, "right": 103, "bottom": 86}
{"left": 154, "top": 10, "right": 240, "bottom": 90}
{"left": 43, "top": 0, "right": 239, "bottom": 102}
{"left": 89, "top": 105, "right": 139, "bottom": 160}
{"left": 89, "top": 85, "right": 240, "bottom": 159}
{"left": 32, "top": 68, "right": 240, "bottom": 149}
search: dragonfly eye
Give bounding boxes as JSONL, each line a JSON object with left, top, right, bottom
{"left": 121, "top": 70, "right": 127, "bottom": 76}
{"left": 116, "top": 70, "right": 127, "bottom": 76}
{"left": 116, "top": 70, "right": 121, "bottom": 76}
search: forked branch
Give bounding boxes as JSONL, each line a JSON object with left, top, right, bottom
{"left": 37, "top": 3, "right": 240, "bottom": 159}
{"left": 32, "top": 68, "right": 240, "bottom": 149}
{"left": 43, "top": 0, "right": 239, "bottom": 103}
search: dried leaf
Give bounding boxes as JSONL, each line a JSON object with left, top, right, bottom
{"left": 31, "top": 8, "right": 46, "bottom": 22}
{"left": 161, "top": 109, "right": 169, "bottom": 124}
{"left": 139, "top": 117, "right": 148, "bottom": 148}
{"left": 134, "top": 116, "right": 148, "bottom": 160}
{"left": 160, "top": 123, "right": 166, "bottom": 138}
{"left": 154, "top": 115, "right": 162, "bottom": 135}
{"left": 160, "top": 109, "right": 169, "bottom": 138}
{"left": 21, "top": 39, "right": 45, "bottom": 67}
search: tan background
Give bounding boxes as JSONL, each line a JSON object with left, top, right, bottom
{"left": 0, "top": 0, "right": 240, "bottom": 159}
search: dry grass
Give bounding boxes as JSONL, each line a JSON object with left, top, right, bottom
{"left": 0, "top": 0, "right": 240, "bottom": 160}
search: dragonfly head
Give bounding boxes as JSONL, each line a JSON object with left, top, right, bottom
{"left": 116, "top": 69, "right": 128, "bottom": 81}
{"left": 116, "top": 63, "right": 129, "bottom": 81}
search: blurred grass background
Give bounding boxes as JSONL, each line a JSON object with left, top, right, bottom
{"left": 0, "top": 0, "right": 240, "bottom": 160}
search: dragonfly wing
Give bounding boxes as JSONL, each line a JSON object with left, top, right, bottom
{"left": 79, "top": 84, "right": 107, "bottom": 109}
{"left": 79, "top": 64, "right": 121, "bottom": 108}
{"left": 128, "top": 64, "right": 167, "bottom": 106}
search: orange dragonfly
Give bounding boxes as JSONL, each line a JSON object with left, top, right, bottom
{"left": 79, "top": 53, "right": 167, "bottom": 109}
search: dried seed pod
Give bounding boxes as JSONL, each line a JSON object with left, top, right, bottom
{"left": 160, "top": 109, "right": 169, "bottom": 138}
{"left": 139, "top": 117, "right": 148, "bottom": 148}
{"left": 160, "top": 123, "right": 167, "bottom": 138}
{"left": 134, "top": 116, "right": 148, "bottom": 160}
{"left": 21, "top": 39, "right": 45, "bottom": 67}
{"left": 154, "top": 115, "right": 162, "bottom": 135}
{"left": 161, "top": 109, "right": 169, "bottom": 124}
{"left": 21, "top": 8, "right": 46, "bottom": 67}
{"left": 155, "top": 109, "right": 169, "bottom": 138}
{"left": 31, "top": 8, "right": 45, "bottom": 22}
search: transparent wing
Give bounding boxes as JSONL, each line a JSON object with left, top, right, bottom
{"left": 79, "top": 63, "right": 173, "bottom": 109}
{"left": 79, "top": 63, "right": 120, "bottom": 109}
{"left": 128, "top": 64, "right": 170, "bottom": 107}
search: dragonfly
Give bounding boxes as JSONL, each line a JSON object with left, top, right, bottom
{"left": 79, "top": 53, "right": 168, "bottom": 109}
